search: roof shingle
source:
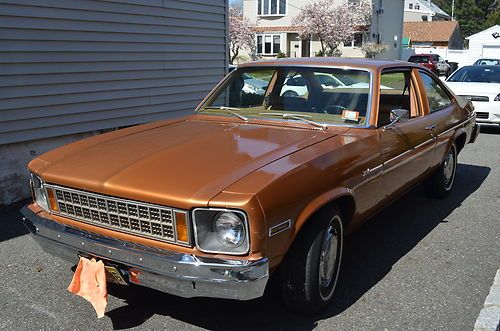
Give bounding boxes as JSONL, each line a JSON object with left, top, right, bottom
{"left": 403, "top": 21, "right": 459, "bottom": 43}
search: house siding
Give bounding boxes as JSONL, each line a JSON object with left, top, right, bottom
{"left": 0, "top": 0, "right": 228, "bottom": 145}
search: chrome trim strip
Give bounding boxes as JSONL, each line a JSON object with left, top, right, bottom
{"left": 192, "top": 208, "right": 250, "bottom": 256}
{"left": 44, "top": 184, "right": 191, "bottom": 247}
{"left": 362, "top": 164, "right": 383, "bottom": 177}
{"left": 20, "top": 206, "right": 268, "bottom": 301}
{"left": 437, "top": 116, "right": 474, "bottom": 138}
{"left": 269, "top": 219, "right": 292, "bottom": 237}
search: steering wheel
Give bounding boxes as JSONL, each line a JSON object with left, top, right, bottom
{"left": 322, "top": 104, "right": 347, "bottom": 115}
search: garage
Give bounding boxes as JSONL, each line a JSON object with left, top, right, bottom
{"left": 482, "top": 45, "right": 500, "bottom": 58}
{"left": 466, "top": 24, "right": 500, "bottom": 64}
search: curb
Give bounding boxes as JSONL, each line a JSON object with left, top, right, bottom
{"left": 474, "top": 268, "right": 500, "bottom": 331}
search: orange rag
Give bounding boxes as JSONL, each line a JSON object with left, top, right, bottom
{"left": 68, "top": 257, "right": 108, "bottom": 318}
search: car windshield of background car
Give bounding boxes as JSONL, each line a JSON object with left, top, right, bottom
{"left": 200, "top": 66, "right": 372, "bottom": 127}
{"left": 448, "top": 66, "right": 500, "bottom": 83}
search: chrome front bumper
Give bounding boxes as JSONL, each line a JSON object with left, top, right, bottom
{"left": 20, "top": 206, "right": 269, "bottom": 300}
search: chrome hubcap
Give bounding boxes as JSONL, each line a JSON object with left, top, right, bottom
{"left": 319, "top": 223, "right": 338, "bottom": 292}
{"left": 443, "top": 149, "right": 455, "bottom": 189}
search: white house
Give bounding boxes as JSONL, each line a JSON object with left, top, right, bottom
{"left": 242, "top": 0, "right": 404, "bottom": 60}
{"left": 466, "top": 25, "right": 500, "bottom": 64}
{"left": 404, "top": 0, "right": 450, "bottom": 22}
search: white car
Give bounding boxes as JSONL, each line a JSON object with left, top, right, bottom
{"left": 280, "top": 73, "right": 346, "bottom": 97}
{"left": 446, "top": 65, "right": 500, "bottom": 125}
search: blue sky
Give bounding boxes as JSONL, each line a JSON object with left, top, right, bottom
{"left": 229, "top": 0, "right": 243, "bottom": 8}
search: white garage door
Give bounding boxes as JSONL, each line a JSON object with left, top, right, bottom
{"left": 482, "top": 46, "right": 500, "bottom": 58}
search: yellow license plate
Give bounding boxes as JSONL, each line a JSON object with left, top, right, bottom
{"left": 104, "top": 265, "right": 128, "bottom": 285}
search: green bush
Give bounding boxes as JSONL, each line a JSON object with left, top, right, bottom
{"left": 276, "top": 51, "right": 286, "bottom": 58}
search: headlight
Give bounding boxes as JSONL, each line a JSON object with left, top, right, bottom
{"left": 192, "top": 208, "right": 249, "bottom": 255}
{"left": 30, "top": 173, "right": 49, "bottom": 211}
{"left": 494, "top": 93, "right": 500, "bottom": 101}
{"left": 213, "top": 212, "right": 245, "bottom": 248}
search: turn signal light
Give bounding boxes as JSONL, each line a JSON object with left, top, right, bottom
{"left": 175, "top": 211, "right": 189, "bottom": 243}
{"left": 46, "top": 188, "right": 59, "bottom": 212}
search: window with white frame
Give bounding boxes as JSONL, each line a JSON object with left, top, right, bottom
{"left": 343, "top": 33, "right": 365, "bottom": 48}
{"left": 257, "top": 0, "right": 286, "bottom": 16}
{"left": 415, "top": 4, "right": 420, "bottom": 9}
{"left": 256, "top": 34, "right": 281, "bottom": 55}
{"left": 409, "top": 3, "right": 413, "bottom": 9}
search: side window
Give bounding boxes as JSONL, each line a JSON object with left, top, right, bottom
{"left": 378, "top": 70, "right": 417, "bottom": 127}
{"left": 420, "top": 72, "right": 453, "bottom": 113}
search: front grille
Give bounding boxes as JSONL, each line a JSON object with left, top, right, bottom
{"left": 46, "top": 184, "right": 190, "bottom": 246}
{"left": 460, "top": 95, "right": 490, "bottom": 102}
{"left": 475, "top": 112, "right": 489, "bottom": 119}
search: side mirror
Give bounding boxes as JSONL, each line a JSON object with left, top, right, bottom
{"left": 384, "top": 108, "right": 410, "bottom": 130}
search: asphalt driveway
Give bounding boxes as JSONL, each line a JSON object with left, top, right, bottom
{"left": 0, "top": 126, "right": 499, "bottom": 330}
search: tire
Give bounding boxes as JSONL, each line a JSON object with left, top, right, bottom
{"left": 424, "top": 143, "right": 457, "bottom": 199}
{"left": 282, "top": 90, "right": 299, "bottom": 98}
{"left": 279, "top": 206, "right": 343, "bottom": 313}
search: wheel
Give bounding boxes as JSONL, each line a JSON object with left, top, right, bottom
{"left": 282, "top": 90, "right": 299, "bottom": 98}
{"left": 424, "top": 143, "right": 457, "bottom": 199}
{"left": 279, "top": 206, "right": 343, "bottom": 313}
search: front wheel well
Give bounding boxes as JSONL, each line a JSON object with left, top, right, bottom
{"left": 301, "top": 194, "right": 356, "bottom": 233}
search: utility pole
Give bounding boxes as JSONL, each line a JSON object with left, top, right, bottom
{"left": 451, "top": 0, "right": 455, "bottom": 20}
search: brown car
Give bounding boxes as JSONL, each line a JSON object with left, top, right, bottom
{"left": 21, "top": 58, "right": 479, "bottom": 313}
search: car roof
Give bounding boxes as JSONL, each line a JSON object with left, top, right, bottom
{"left": 238, "top": 57, "right": 418, "bottom": 71}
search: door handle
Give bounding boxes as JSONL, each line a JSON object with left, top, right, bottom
{"left": 425, "top": 125, "right": 437, "bottom": 130}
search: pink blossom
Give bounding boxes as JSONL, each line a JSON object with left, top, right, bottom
{"left": 293, "top": 0, "right": 372, "bottom": 56}
{"left": 229, "top": 7, "right": 255, "bottom": 64}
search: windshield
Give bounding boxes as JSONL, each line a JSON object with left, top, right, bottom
{"left": 474, "top": 59, "right": 500, "bottom": 65}
{"left": 447, "top": 66, "right": 500, "bottom": 83}
{"left": 199, "top": 66, "right": 372, "bottom": 127}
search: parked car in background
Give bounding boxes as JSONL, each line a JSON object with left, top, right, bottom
{"left": 408, "top": 54, "right": 451, "bottom": 76}
{"left": 473, "top": 58, "right": 500, "bottom": 66}
{"left": 281, "top": 72, "right": 346, "bottom": 97}
{"left": 22, "top": 58, "right": 478, "bottom": 314}
{"left": 446, "top": 65, "right": 500, "bottom": 125}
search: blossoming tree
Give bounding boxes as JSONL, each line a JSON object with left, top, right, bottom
{"left": 293, "top": 0, "right": 372, "bottom": 57}
{"left": 229, "top": 7, "right": 255, "bottom": 64}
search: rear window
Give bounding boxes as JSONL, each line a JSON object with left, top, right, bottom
{"left": 408, "top": 56, "right": 430, "bottom": 63}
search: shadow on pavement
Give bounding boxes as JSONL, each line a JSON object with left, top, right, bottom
{"left": 0, "top": 200, "right": 30, "bottom": 242}
{"left": 106, "top": 163, "right": 490, "bottom": 330}
{"left": 479, "top": 125, "right": 500, "bottom": 135}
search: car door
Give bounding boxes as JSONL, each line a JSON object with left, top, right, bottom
{"left": 416, "top": 70, "right": 459, "bottom": 168}
{"left": 376, "top": 68, "right": 435, "bottom": 199}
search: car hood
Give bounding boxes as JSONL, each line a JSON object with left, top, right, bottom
{"left": 446, "top": 82, "right": 500, "bottom": 99}
{"left": 32, "top": 116, "right": 344, "bottom": 209}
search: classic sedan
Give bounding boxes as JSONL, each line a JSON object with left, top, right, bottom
{"left": 21, "top": 58, "right": 479, "bottom": 313}
{"left": 446, "top": 65, "right": 500, "bottom": 125}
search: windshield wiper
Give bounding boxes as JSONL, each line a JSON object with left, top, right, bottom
{"left": 258, "top": 112, "right": 327, "bottom": 130}
{"left": 202, "top": 106, "right": 248, "bottom": 122}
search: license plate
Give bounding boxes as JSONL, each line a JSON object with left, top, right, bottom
{"left": 105, "top": 265, "right": 129, "bottom": 285}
